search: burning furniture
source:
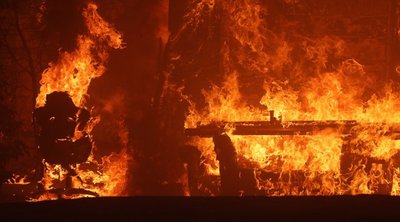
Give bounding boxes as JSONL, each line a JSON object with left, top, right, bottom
{"left": 33, "top": 92, "right": 98, "bottom": 198}
{"left": 185, "top": 111, "right": 400, "bottom": 195}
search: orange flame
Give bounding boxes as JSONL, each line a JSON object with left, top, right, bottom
{"left": 183, "top": 0, "right": 400, "bottom": 195}
{"left": 36, "top": 2, "right": 123, "bottom": 108}
{"left": 32, "top": 2, "right": 127, "bottom": 200}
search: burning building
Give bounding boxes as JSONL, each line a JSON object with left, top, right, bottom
{"left": 1, "top": 0, "right": 400, "bottom": 220}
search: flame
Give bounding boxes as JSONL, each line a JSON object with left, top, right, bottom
{"left": 186, "top": 73, "right": 400, "bottom": 195}
{"left": 31, "top": 2, "right": 127, "bottom": 200}
{"left": 6, "top": 174, "right": 30, "bottom": 185}
{"left": 36, "top": 2, "right": 123, "bottom": 108}
{"left": 182, "top": 0, "right": 400, "bottom": 195}
{"left": 75, "top": 120, "right": 131, "bottom": 196}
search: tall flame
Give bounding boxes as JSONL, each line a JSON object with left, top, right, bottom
{"left": 182, "top": 0, "right": 400, "bottom": 195}
{"left": 36, "top": 2, "right": 123, "bottom": 108}
{"left": 33, "top": 2, "right": 128, "bottom": 200}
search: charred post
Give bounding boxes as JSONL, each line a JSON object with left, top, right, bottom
{"left": 212, "top": 134, "right": 240, "bottom": 196}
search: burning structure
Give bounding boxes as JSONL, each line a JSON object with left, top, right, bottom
{"left": 172, "top": 0, "right": 400, "bottom": 196}
{"left": 1, "top": 0, "right": 400, "bottom": 211}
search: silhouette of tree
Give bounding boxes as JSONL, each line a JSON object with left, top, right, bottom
{"left": 0, "top": 67, "right": 28, "bottom": 185}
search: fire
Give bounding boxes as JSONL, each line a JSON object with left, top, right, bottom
{"left": 186, "top": 72, "right": 400, "bottom": 195}
{"left": 31, "top": 2, "right": 127, "bottom": 200}
{"left": 75, "top": 120, "right": 131, "bottom": 197}
{"left": 36, "top": 2, "right": 123, "bottom": 108}
{"left": 182, "top": 0, "right": 400, "bottom": 195}
{"left": 6, "top": 174, "right": 30, "bottom": 185}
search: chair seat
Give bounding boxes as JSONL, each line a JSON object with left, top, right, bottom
{"left": 39, "top": 135, "right": 92, "bottom": 166}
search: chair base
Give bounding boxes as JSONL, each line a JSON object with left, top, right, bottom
{"left": 30, "top": 187, "right": 99, "bottom": 200}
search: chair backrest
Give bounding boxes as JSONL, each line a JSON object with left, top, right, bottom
{"left": 34, "top": 92, "right": 92, "bottom": 166}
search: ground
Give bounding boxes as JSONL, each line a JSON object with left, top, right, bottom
{"left": 1, "top": 196, "right": 400, "bottom": 221}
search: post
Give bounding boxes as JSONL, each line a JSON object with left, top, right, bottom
{"left": 213, "top": 134, "right": 240, "bottom": 195}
